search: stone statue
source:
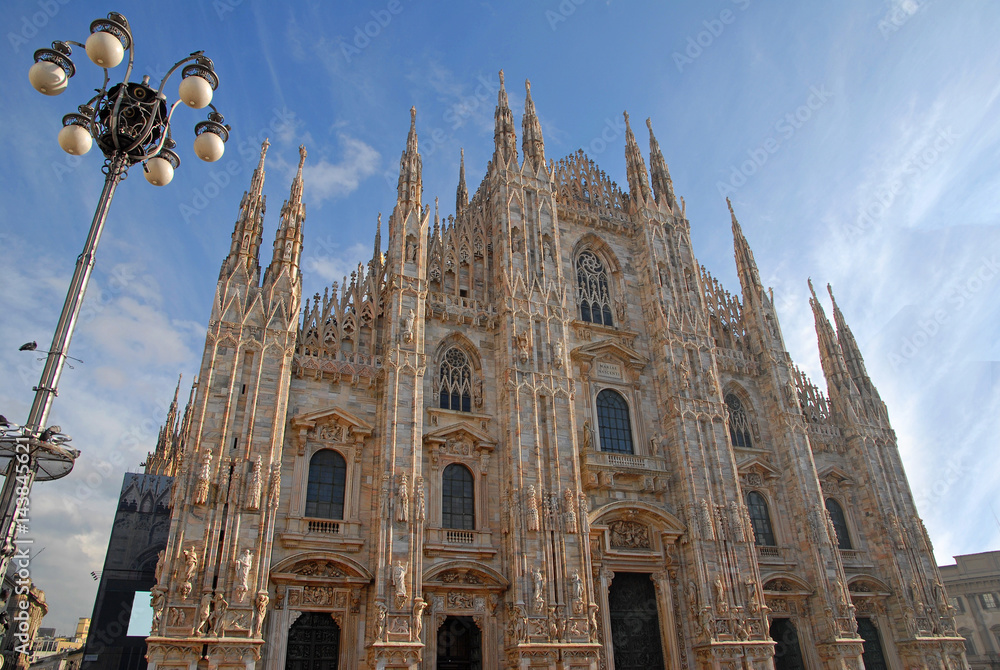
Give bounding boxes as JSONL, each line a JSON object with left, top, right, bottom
{"left": 374, "top": 601, "right": 388, "bottom": 641}
{"left": 532, "top": 567, "right": 545, "bottom": 613}
{"left": 411, "top": 599, "right": 427, "bottom": 641}
{"left": 526, "top": 485, "right": 540, "bottom": 531}
{"left": 234, "top": 549, "right": 252, "bottom": 602}
{"left": 210, "top": 591, "right": 228, "bottom": 637}
{"left": 582, "top": 421, "right": 592, "bottom": 451}
{"left": 564, "top": 489, "right": 577, "bottom": 532}
{"left": 194, "top": 452, "right": 211, "bottom": 504}
{"left": 714, "top": 575, "right": 728, "bottom": 613}
{"left": 401, "top": 308, "right": 414, "bottom": 343}
{"left": 571, "top": 570, "right": 585, "bottom": 613}
{"left": 553, "top": 341, "right": 563, "bottom": 368}
{"left": 154, "top": 550, "right": 166, "bottom": 585}
{"left": 397, "top": 473, "right": 409, "bottom": 523}
{"left": 391, "top": 560, "right": 407, "bottom": 606}
{"left": 267, "top": 463, "right": 281, "bottom": 508}
{"left": 149, "top": 587, "right": 165, "bottom": 633}
{"left": 415, "top": 477, "right": 425, "bottom": 521}
{"left": 194, "top": 593, "right": 212, "bottom": 636}
{"left": 252, "top": 592, "right": 269, "bottom": 638}
{"left": 181, "top": 546, "right": 198, "bottom": 599}
{"left": 245, "top": 456, "right": 262, "bottom": 510}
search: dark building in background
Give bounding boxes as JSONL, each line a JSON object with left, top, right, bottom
{"left": 81, "top": 474, "right": 172, "bottom": 670}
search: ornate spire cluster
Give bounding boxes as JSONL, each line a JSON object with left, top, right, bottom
{"left": 223, "top": 139, "right": 269, "bottom": 280}
{"left": 397, "top": 106, "right": 423, "bottom": 206}
{"left": 493, "top": 70, "right": 517, "bottom": 166}
{"left": 521, "top": 79, "right": 546, "bottom": 171}
{"left": 623, "top": 111, "right": 651, "bottom": 205}
{"left": 646, "top": 118, "right": 676, "bottom": 210}
{"left": 456, "top": 148, "right": 468, "bottom": 218}
{"left": 264, "top": 145, "right": 308, "bottom": 286}
{"left": 145, "top": 376, "right": 195, "bottom": 477}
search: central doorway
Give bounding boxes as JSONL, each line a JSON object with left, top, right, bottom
{"left": 769, "top": 618, "right": 806, "bottom": 670}
{"left": 437, "top": 615, "right": 481, "bottom": 670}
{"left": 608, "top": 572, "right": 665, "bottom": 670}
{"left": 285, "top": 612, "right": 340, "bottom": 670}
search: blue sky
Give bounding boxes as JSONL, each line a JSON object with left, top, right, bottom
{"left": 0, "top": 0, "right": 998, "bottom": 634}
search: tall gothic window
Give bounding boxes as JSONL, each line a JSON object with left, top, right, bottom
{"left": 442, "top": 464, "right": 475, "bottom": 530}
{"left": 596, "top": 389, "right": 634, "bottom": 454}
{"left": 305, "top": 449, "right": 347, "bottom": 519}
{"left": 825, "top": 498, "right": 853, "bottom": 550}
{"left": 725, "top": 393, "right": 754, "bottom": 448}
{"left": 439, "top": 347, "right": 472, "bottom": 412}
{"left": 577, "top": 250, "right": 613, "bottom": 326}
{"left": 746, "top": 491, "right": 776, "bottom": 546}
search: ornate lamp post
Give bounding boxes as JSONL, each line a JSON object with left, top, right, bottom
{"left": 0, "top": 12, "right": 230, "bottom": 655}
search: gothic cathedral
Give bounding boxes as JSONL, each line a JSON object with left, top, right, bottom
{"left": 142, "top": 73, "right": 968, "bottom": 670}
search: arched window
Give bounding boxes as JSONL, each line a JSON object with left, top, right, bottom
{"left": 825, "top": 498, "right": 853, "bottom": 550}
{"left": 439, "top": 347, "right": 473, "bottom": 412}
{"left": 305, "top": 449, "right": 347, "bottom": 519}
{"left": 596, "top": 389, "right": 633, "bottom": 454}
{"left": 725, "top": 393, "right": 754, "bottom": 448}
{"left": 746, "top": 491, "right": 776, "bottom": 546}
{"left": 959, "top": 629, "right": 977, "bottom": 657}
{"left": 442, "top": 464, "right": 475, "bottom": 530}
{"left": 577, "top": 250, "right": 613, "bottom": 326}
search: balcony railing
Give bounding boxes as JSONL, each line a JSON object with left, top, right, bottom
{"left": 308, "top": 519, "right": 341, "bottom": 535}
{"left": 445, "top": 529, "right": 475, "bottom": 544}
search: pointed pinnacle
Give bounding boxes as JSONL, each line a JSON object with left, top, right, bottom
{"left": 807, "top": 278, "right": 817, "bottom": 300}
{"left": 826, "top": 283, "right": 838, "bottom": 306}
{"left": 258, "top": 139, "right": 269, "bottom": 167}
{"left": 297, "top": 145, "right": 307, "bottom": 175}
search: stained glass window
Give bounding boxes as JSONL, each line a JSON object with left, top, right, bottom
{"left": 577, "top": 250, "right": 614, "bottom": 326}
{"left": 439, "top": 347, "right": 472, "bottom": 412}
{"left": 442, "top": 464, "right": 475, "bottom": 530}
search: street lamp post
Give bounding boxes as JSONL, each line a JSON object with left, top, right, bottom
{"left": 0, "top": 12, "right": 230, "bottom": 658}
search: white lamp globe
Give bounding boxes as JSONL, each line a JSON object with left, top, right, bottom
{"left": 29, "top": 61, "right": 68, "bottom": 96}
{"left": 85, "top": 31, "right": 124, "bottom": 68}
{"left": 144, "top": 156, "right": 174, "bottom": 186}
{"left": 57, "top": 124, "right": 92, "bottom": 155}
{"left": 178, "top": 76, "right": 213, "bottom": 109}
{"left": 194, "top": 132, "right": 225, "bottom": 162}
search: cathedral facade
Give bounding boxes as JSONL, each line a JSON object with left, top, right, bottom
{"left": 142, "top": 72, "right": 968, "bottom": 670}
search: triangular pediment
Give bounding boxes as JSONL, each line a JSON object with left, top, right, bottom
{"left": 291, "top": 407, "right": 373, "bottom": 436}
{"left": 817, "top": 465, "right": 853, "bottom": 484}
{"left": 737, "top": 456, "right": 780, "bottom": 478}
{"left": 571, "top": 339, "right": 646, "bottom": 364}
{"left": 423, "top": 421, "right": 495, "bottom": 449}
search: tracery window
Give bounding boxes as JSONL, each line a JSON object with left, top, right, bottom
{"left": 439, "top": 347, "right": 472, "bottom": 412}
{"left": 725, "top": 393, "right": 754, "bottom": 448}
{"left": 577, "top": 250, "right": 613, "bottom": 326}
{"left": 305, "top": 449, "right": 346, "bottom": 520}
{"left": 824, "top": 498, "right": 853, "bottom": 550}
{"left": 442, "top": 463, "right": 475, "bottom": 530}
{"left": 746, "top": 490, "right": 776, "bottom": 546}
{"left": 596, "top": 389, "right": 634, "bottom": 454}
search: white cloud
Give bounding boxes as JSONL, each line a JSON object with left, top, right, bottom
{"left": 303, "top": 134, "right": 381, "bottom": 204}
